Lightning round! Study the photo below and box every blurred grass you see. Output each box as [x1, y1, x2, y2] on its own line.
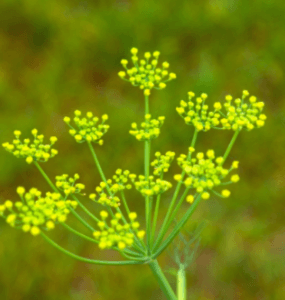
[0, 0, 285, 299]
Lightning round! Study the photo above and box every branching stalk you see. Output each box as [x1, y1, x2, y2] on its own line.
[153, 195, 202, 258]
[222, 129, 240, 163]
[154, 129, 198, 249]
[41, 232, 144, 265]
[148, 259, 177, 300]
[177, 264, 186, 300]
[87, 141, 146, 253]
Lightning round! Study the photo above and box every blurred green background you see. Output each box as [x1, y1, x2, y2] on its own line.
[0, 0, 284, 299]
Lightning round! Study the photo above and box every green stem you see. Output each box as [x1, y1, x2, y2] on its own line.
[222, 129, 240, 163]
[120, 191, 131, 215]
[145, 140, 150, 178]
[145, 140, 151, 254]
[62, 222, 98, 244]
[34, 144, 144, 258]
[87, 142, 116, 218]
[177, 264, 186, 300]
[144, 94, 152, 254]
[154, 129, 198, 249]
[153, 195, 202, 258]
[146, 196, 151, 254]
[145, 94, 149, 115]
[148, 259, 177, 300]
[106, 206, 115, 219]
[34, 162, 57, 192]
[115, 206, 146, 253]
[72, 195, 100, 223]
[150, 193, 161, 246]
[87, 142, 109, 188]
[119, 197, 147, 256]
[88, 142, 146, 253]
[34, 162, 96, 233]
[70, 207, 95, 232]
[164, 188, 190, 232]
[190, 128, 199, 149]
[40, 232, 144, 265]
[118, 250, 146, 262]
[62, 219, 143, 258]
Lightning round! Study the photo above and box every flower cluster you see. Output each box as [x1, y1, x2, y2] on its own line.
[2, 129, 58, 164]
[118, 48, 176, 96]
[55, 174, 85, 195]
[89, 170, 132, 208]
[64, 110, 109, 145]
[129, 174, 172, 197]
[176, 91, 266, 132]
[175, 149, 239, 200]
[129, 114, 165, 141]
[93, 211, 145, 250]
[111, 169, 132, 191]
[0, 187, 77, 236]
[90, 184, 120, 207]
[151, 151, 176, 176]
[214, 90, 266, 130]
[176, 92, 220, 132]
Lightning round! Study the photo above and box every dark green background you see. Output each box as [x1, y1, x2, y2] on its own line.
[0, 0, 284, 299]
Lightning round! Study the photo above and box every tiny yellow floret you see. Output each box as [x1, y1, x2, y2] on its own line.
[22, 224, 31, 232]
[63, 117, 71, 123]
[144, 52, 151, 59]
[216, 157, 224, 164]
[26, 156, 33, 164]
[162, 62, 169, 68]
[14, 130, 21, 136]
[17, 187, 25, 195]
[5, 200, 13, 208]
[202, 192, 210, 200]
[144, 89, 151, 96]
[46, 221, 55, 230]
[100, 211, 108, 219]
[50, 136, 58, 143]
[196, 152, 204, 160]
[121, 59, 128, 65]
[186, 195, 194, 203]
[184, 178, 193, 186]
[214, 102, 222, 110]
[159, 82, 166, 89]
[256, 120, 265, 127]
[130, 47, 138, 55]
[118, 241, 126, 250]
[174, 174, 182, 181]
[129, 212, 137, 220]
[31, 226, 40, 236]
[189, 147, 195, 153]
[137, 230, 145, 239]
[74, 110, 81, 116]
[206, 150, 215, 159]
[222, 190, 231, 198]
[232, 161, 239, 169]
[118, 71, 126, 77]
[153, 51, 160, 57]
[231, 175, 240, 182]
[6, 214, 16, 224]
[75, 135, 82, 142]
